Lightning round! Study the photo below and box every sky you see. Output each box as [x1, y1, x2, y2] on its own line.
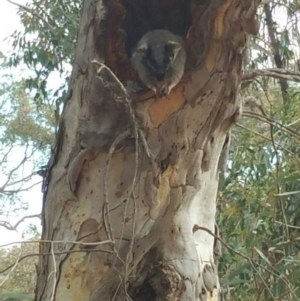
[0, 0, 24, 55]
[0, 0, 43, 246]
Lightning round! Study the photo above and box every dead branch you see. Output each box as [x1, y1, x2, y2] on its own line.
[0, 239, 114, 249]
[243, 111, 300, 139]
[243, 68, 300, 83]
[194, 226, 298, 301]
[0, 213, 41, 231]
[264, 3, 289, 104]
[237, 124, 300, 165]
[0, 248, 114, 275]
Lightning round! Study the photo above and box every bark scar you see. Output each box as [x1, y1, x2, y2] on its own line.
[67, 148, 97, 193]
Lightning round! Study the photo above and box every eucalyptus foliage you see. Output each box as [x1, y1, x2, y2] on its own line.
[8, 0, 81, 105]
[218, 2, 300, 299]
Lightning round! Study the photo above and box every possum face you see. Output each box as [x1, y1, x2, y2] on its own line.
[140, 41, 182, 82]
[131, 30, 186, 97]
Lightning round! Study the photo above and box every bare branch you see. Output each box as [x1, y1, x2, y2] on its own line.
[14, 213, 41, 229]
[0, 220, 15, 231]
[260, 0, 273, 4]
[264, 3, 289, 103]
[236, 123, 300, 164]
[0, 144, 30, 191]
[1, 232, 297, 300]
[0, 248, 114, 275]
[103, 130, 130, 242]
[243, 111, 300, 139]
[194, 226, 299, 301]
[2, 180, 43, 194]
[275, 221, 300, 229]
[5, 173, 36, 188]
[0, 239, 114, 249]
[0, 144, 40, 195]
[250, 41, 272, 57]
[0, 247, 21, 286]
[0, 145, 14, 166]
[49, 242, 57, 301]
[243, 68, 300, 83]
[0, 214, 41, 231]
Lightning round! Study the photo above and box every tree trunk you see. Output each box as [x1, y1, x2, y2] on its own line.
[35, 1, 259, 301]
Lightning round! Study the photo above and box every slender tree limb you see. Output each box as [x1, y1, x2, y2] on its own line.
[2, 231, 298, 300]
[264, 3, 289, 103]
[236, 124, 300, 164]
[260, 0, 273, 4]
[250, 41, 273, 57]
[0, 144, 35, 191]
[0, 248, 22, 286]
[0, 221, 15, 231]
[243, 68, 300, 82]
[93, 60, 144, 300]
[5, 174, 36, 188]
[0, 214, 41, 231]
[0, 239, 114, 249]
[14, 214, 41, 229]
[0, 249, 114, 275]
[243, 111, 300, 139]
[194, 226, 280, 301]
[275, 221, 300, 229]
[0, 145, 14, 166]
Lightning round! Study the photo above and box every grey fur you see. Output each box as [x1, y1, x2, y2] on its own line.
[131, 30, 186, 97]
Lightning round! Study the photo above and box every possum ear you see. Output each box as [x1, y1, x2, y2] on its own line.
[167, 41, 182, 58]
[135, 43, 147, 54]
[168, 41, 182, 51]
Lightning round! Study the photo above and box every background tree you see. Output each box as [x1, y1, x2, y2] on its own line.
[0, 57, 55, 233]
[218, 2, 300, 300]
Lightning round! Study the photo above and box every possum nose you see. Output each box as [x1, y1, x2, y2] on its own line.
[156, 72, 165, 81]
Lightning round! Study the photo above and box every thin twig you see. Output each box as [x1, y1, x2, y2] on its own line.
[0, 248, 22, 286]
[0, 239, 114, 249]
[0, 248, 114, 275]
[194, 225, 276, 300]
[123, 123, 139, 299]
[0, 214, 41, 231]
[103, 130, 130, 243]
[236, 123, 300, 164]
[49, 242, 57, 301]
[93, 60, 145, 300]
[92, 60, 129, 98]
[243, 111, 300, 139]
[92, 60, 155, 162]
[243, 68, 300, 83]
[275, 221, 300, 229]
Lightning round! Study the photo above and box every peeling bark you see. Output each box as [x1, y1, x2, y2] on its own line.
[36, 1, 260, 301]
